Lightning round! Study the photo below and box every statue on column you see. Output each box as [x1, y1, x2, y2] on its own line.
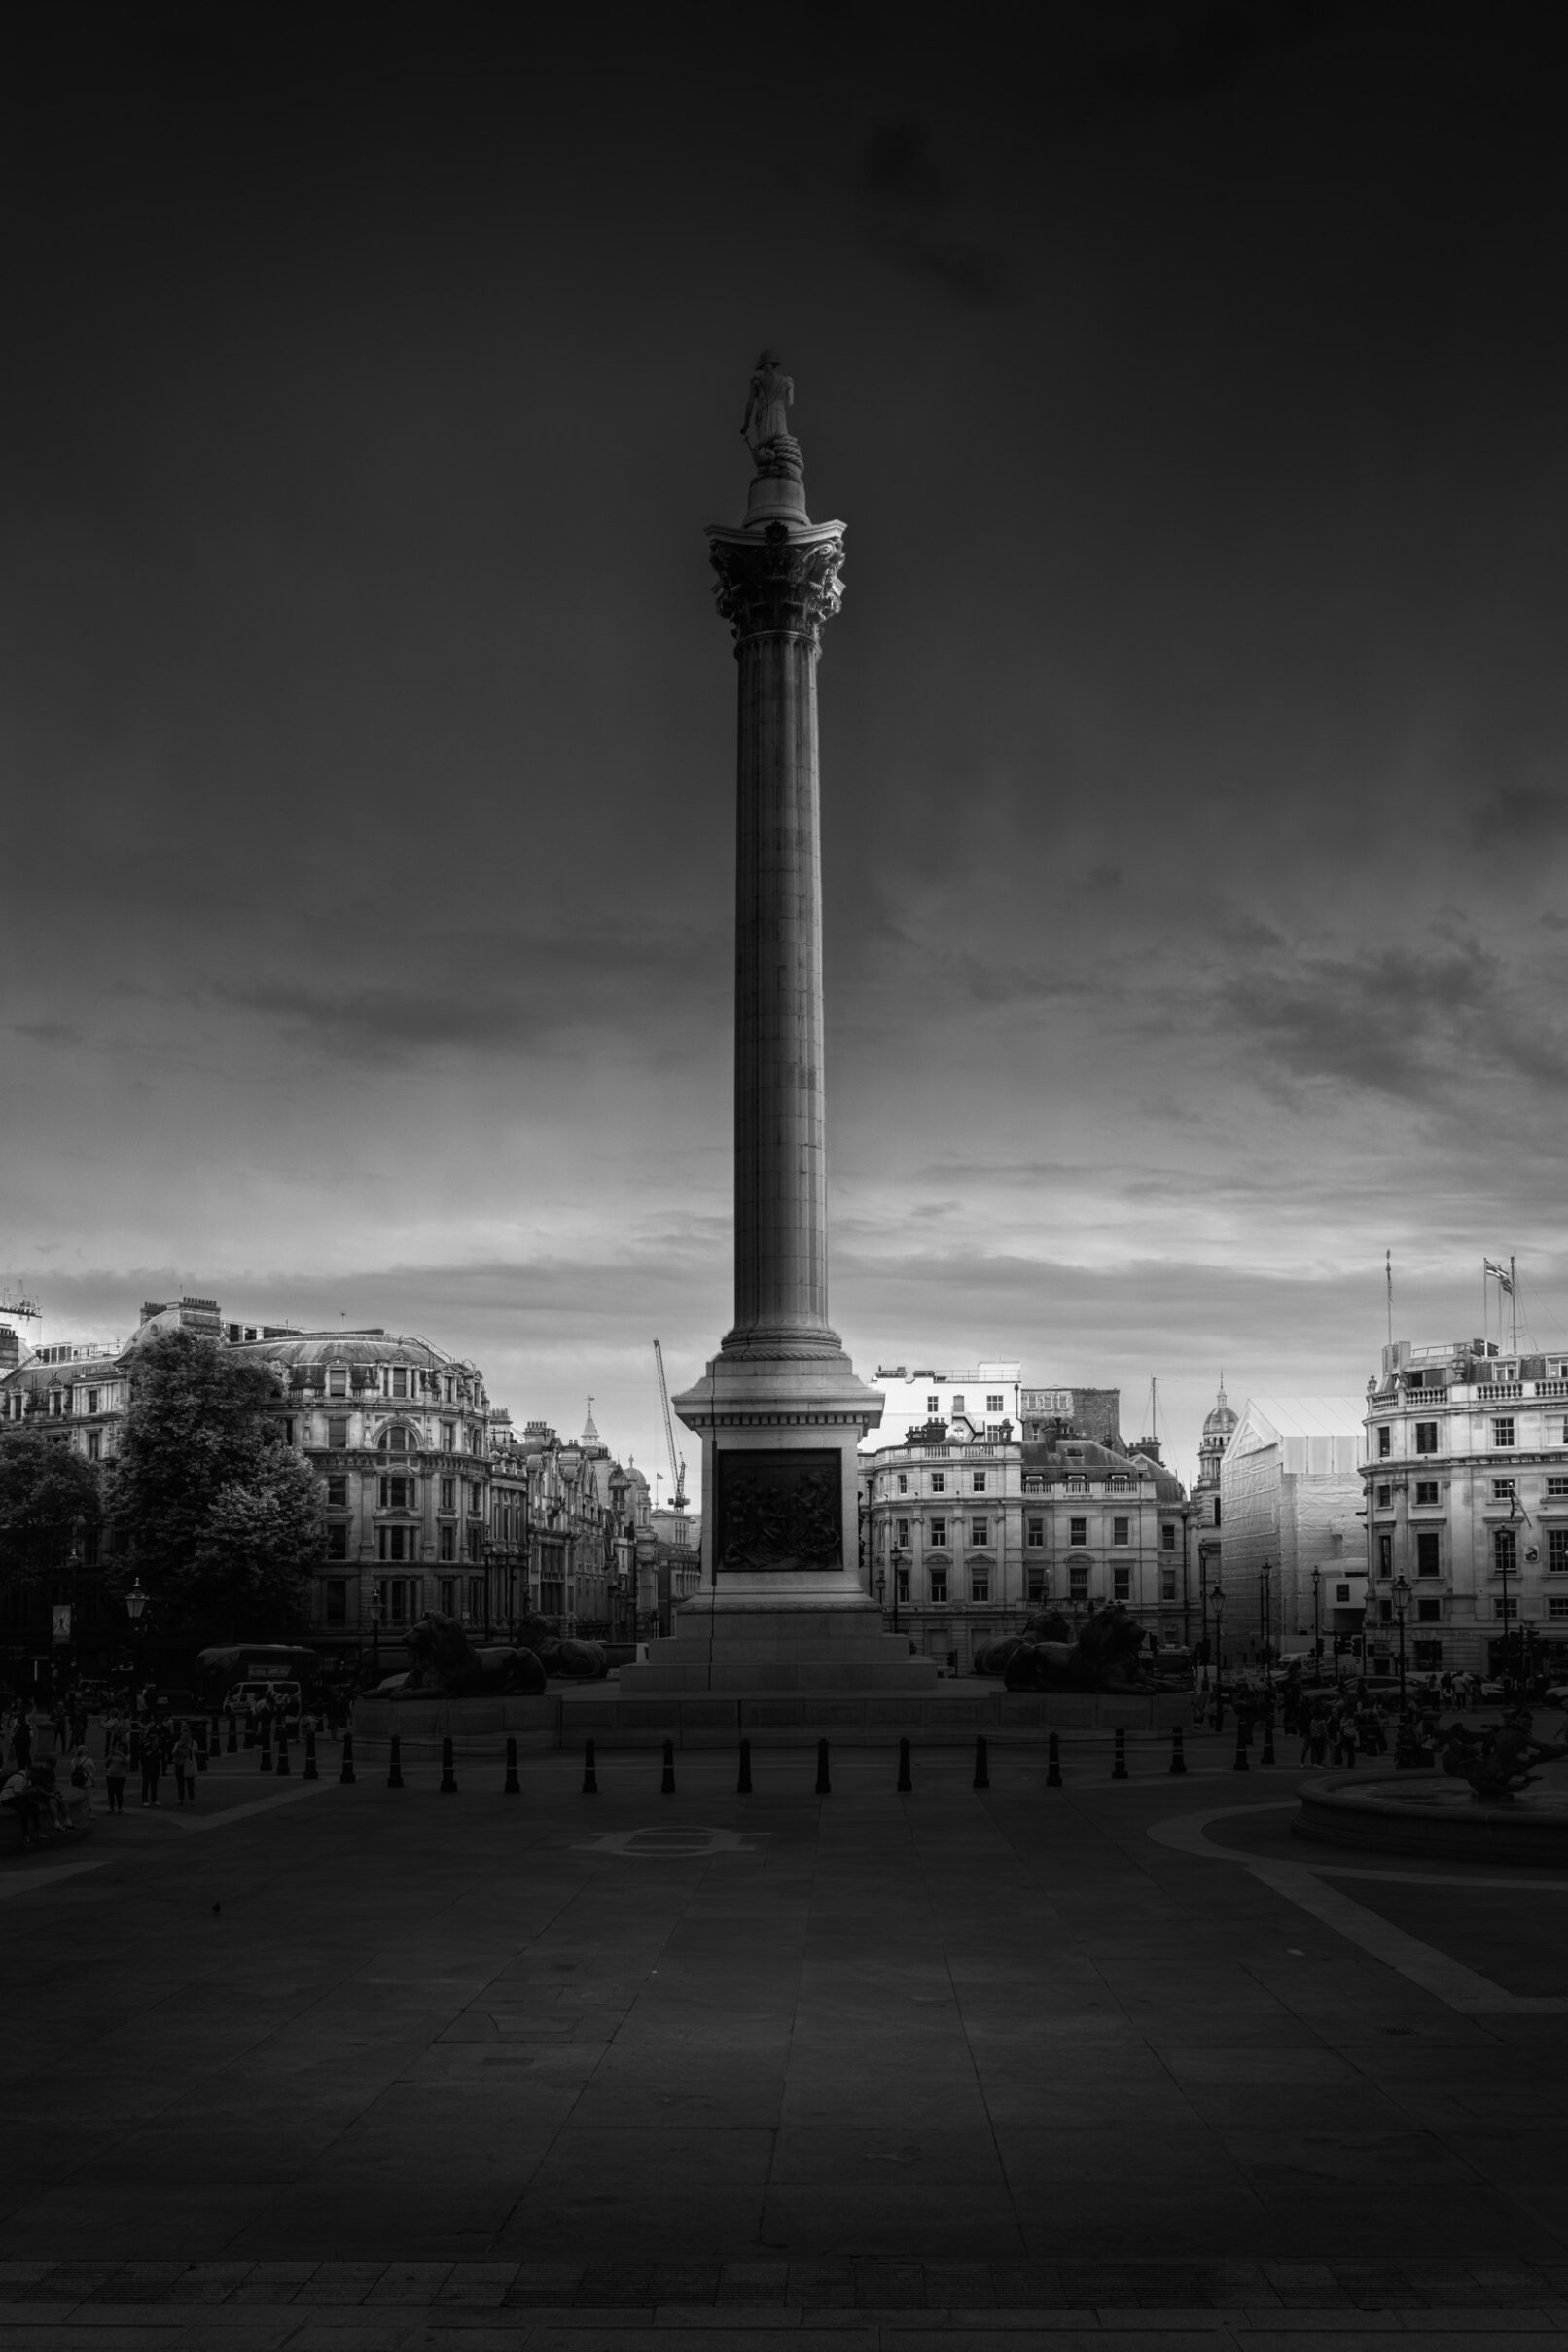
[741, 350, 803, 482]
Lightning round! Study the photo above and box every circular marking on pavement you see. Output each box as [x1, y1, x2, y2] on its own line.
[573, 1825, 765, 1858]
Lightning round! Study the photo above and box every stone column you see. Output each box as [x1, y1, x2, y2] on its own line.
[615, 362, 932, 1690]
[709, 517, 846, 1355]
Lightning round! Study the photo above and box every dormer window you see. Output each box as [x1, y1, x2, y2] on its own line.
[328, 1367, 347, 1397]
[392, 1367, 409, 1399]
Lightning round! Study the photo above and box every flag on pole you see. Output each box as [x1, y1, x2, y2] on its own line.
[1484, 1258, 1514, 1294]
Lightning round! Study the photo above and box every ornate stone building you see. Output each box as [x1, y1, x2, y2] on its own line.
[860, 1422, 1182, 1666]
[1363, 1336, 1568, 1680]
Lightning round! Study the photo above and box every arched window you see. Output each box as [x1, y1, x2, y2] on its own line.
[377, 1425, 418, 1456]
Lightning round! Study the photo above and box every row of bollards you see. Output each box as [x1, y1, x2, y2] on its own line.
[315, 1722, 1242, 1797]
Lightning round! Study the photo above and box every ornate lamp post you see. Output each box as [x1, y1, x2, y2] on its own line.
[1391, 1572, 1410, 1709]
[369, 1584, 382, 1687]
[875, 1567, 888, 1628]
[124, 1577, 151, 1703]
[1311, 1565, 1322, 1677]
[1210, 1585, 1226, 1728]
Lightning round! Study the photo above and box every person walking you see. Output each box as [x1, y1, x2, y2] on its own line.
[10, 1708, 32, 1774]
[103, 1726, 128, 1815]
[139, 1717, 162, 1808]
[171, 1726, 196, 1806]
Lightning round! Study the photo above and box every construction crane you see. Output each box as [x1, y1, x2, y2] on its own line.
[653, 1339, 688, 1511]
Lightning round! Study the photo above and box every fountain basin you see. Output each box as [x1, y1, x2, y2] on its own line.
[1294, 1769, 1568, 1866]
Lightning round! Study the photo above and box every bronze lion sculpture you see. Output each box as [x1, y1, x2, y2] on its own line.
[515, 1613, 609, 1680]
[383, 1612, 548, 1699]
[1000, 1604, 1169, 1693]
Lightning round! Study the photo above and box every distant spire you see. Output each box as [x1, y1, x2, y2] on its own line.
[582, 1395, 601, 1445]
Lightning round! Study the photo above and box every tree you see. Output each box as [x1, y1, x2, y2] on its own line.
[108, 1328, 325, 1633]
[0, 1427, 101, 1601]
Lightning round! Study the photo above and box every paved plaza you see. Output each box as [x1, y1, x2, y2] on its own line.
[4, 1730, 1568, 2350]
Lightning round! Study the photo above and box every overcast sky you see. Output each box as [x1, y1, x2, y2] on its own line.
[4, 3, 1567, 1487]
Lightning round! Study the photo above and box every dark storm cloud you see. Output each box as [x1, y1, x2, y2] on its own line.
[7, 3, 1568, 1485]
[1227, 934, 1568, 1103]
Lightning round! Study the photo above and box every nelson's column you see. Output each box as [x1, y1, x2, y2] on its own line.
[620, 358, 936, 1695]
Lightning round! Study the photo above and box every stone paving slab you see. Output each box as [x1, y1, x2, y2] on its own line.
[5, 1749, 1568, 2320]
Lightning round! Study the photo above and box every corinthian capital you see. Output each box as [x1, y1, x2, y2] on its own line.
[709, 522, 846, 647]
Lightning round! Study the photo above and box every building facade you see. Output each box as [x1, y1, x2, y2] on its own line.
[1217, 1397, 1366, 1668]
[0, 1296, 647, 1675]
[860, 1423, 1184, 1665]
[1363, 1336, 1568, 1680]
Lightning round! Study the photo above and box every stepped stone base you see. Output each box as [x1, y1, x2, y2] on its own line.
[615, 1597, 939, 1696]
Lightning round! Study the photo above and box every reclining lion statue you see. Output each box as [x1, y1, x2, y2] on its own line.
[382, 1611, 547, 1699]
[997, 1604, 1173, 1693]
[515, 1612, 608, 1681]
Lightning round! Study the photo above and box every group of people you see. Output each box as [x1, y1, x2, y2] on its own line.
[1, 1690, 206, 1845]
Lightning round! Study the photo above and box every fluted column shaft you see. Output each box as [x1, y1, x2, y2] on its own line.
[709, 519, 846, 1357]
[733, 627, 827, 1336]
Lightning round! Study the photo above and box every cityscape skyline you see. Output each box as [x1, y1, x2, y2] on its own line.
[5, 10, 1567, 1494]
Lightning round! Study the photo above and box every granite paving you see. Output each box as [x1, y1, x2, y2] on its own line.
[3, 1732, 1567, 2348]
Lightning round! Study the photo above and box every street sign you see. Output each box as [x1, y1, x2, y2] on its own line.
[51, 1603, 72, 1644]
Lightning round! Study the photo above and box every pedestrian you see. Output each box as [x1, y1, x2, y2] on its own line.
[1, 1763, 44, 1846]
[172, 1726, 196, 1806]
[67, 1744, 96, 1798]
[103, 1726, 128, 1814]
[10, 1709, 32, 1773]
[139, 1721, 162, 1808]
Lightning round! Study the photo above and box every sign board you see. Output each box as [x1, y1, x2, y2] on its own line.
[51, 1604, 72, 1644]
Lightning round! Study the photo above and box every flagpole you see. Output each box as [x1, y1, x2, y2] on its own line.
[1386, 1249, 1393, 1348]
[1512, 1254, 1518, 1355]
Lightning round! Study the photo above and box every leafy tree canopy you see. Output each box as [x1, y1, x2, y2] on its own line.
[109, 1329, 325, 1632]
[0, 1426, 101, 1589]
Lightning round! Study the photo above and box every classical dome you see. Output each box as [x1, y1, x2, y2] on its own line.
[1201, 1384, 1237, 1441]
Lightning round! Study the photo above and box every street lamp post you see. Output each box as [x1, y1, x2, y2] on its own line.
[369, 1585, 382, 1687]
[124, 1577, 150, 1704]
[1210, 1585, 1226, 1728]
[1391, 1572, 1410, 1709]
[875, 1568, 887, 1627]
[1259, 1560, 1272, 1680]
[1311, 1566, 1322, 1678]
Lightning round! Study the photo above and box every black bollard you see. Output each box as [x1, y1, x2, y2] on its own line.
[339, 1731, 356, 1784]
[242, 1715, 255, 1751]
[897, 1736, 912, 1793]
[196, 1724, 209, 1774]
[227, 1712, 237, 1754]
[303, 1727, 318, 1782]
[504, 1736, 520, 1796]
[440, 1735, 458, 1795]
[1112, 1727, 1128, 1781]
[815, 1738, 831, 1796]
[660, 1738, 676, 1796]
[387, 1734, 405, 1790]
[736, 1737, 752, 1796]
[1260, 1721, 1276, 1767]
[275, 1727, 291, 1777]
[1168, 1726, 1187, 1776]
[1046, 1730, 1062, 1788]
[260, 1724, 273, 1774]
[583, 1739, 599, 1795]
[974, 1735, 990, 1791]
[1232, 1722, 1250, 1773]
